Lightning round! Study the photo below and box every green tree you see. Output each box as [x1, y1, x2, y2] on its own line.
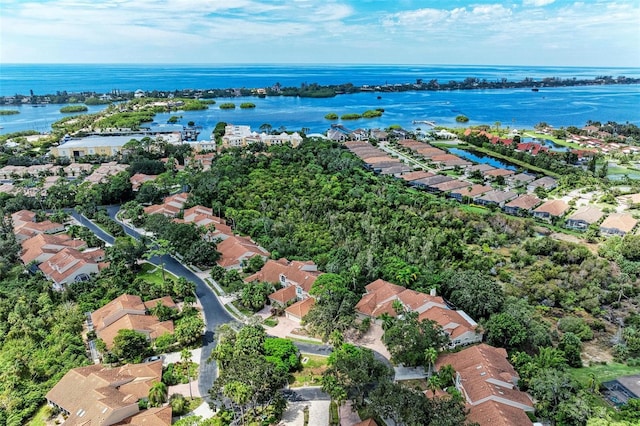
[148, 381, 168, 407]
[441, 269, 504, 319]
[383, 313, 447, 367]
[181, 349, 193, 399]
[305, 274, 358, 341]
[144, 238, 172, 282]
[111, 329, 149, 363]
[174, 315, 204, 346]
[424, 347, 438, 377]
[559, 332, 583, 368]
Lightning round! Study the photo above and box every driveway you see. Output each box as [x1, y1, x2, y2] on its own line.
[71, 208, 237, 400]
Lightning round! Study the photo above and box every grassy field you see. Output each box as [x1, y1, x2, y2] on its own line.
[522, 131, 584, 150]
[138, 262, 172, 285]
[569, 362, 640, 387]
[290, 354, 329, 387]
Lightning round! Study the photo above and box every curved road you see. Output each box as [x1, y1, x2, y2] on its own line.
[71, 207, 236, 399]
[71, 206, 391, 403]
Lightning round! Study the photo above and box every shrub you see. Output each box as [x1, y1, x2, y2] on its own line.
[558, 316, 594, 341]
[60, 105, 89, 113]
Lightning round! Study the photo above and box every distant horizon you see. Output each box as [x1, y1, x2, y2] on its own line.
[2, 1, 639, 67]
[2, 63, 640, 68]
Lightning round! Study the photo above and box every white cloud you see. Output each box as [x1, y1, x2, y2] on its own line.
[523, 0, 555, 6]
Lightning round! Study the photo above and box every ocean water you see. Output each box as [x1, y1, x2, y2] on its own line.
[1, 64, 639, 136]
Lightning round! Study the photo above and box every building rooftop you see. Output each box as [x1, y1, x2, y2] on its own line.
[59, 134, 152, 148]
[567, 205, 604, 224]
[533, 199, 570, 217]
[600, 213, 638, 234]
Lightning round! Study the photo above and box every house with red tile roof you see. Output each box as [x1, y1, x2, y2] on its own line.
[503, 194, 541, 216]
[435, 344, 534, 423]
[129, 173, 157, 191]
[216, 235, 270, 270]
[245, 258, 322, 305]
[39, 247, 106, 290]
[11, 209, 66, 242]
[449, 184, 493, 202]
[355, 279, 481, 348]
[91, 294, 176, 350]
[466, 400, 533, 426]
[174, 205, 234, 240]
[45, 360, 170, 426]
[474, 190, 518, 207]
[532, 199, 570, 222]
[143, 192, 188, 217]
[285, 297, 315, 322]
[20, 233, 87, 265]
[599, 213, 638, 237]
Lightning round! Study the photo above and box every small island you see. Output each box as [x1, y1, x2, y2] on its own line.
[0, 110, 20, 115]
[219, 103, 236, 109]
[60, 105, 89, 113]
[324, 112, 339, 120]
[456, 115, 470, 123]
[240, 102, 256, 109]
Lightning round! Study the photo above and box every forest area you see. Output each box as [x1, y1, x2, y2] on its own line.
[0, 138, 638, 425]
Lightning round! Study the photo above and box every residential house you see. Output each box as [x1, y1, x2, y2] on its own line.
[474, 190, 518, 207]
[466, 400, 533, 426]
[602, 375, 640, 406]
[565, 205, 604, 230]
[354, 419, 379, 426]
[483, 168, 515, 180]
[419, 306, 483, 348]
[503, 194, 541, 216]
[143, 192, 188, 217]
[508, 173, 536, 187]
[435, 344, 534, 423]
[51, 135, 153, 160]
[39, 248, 105, 289]
[245, 258, 322, 305]
[532, 199, 570, 222]
[175, 205, 233, 240]
[91, 294, 176, 350]
[216, 235, 270, 270]
[12, 209, 66, 242]
[355, 279, 481, 348]
[285, 297, 315, 322]
[449, 184, 493, 203]
[527, 176, 558, 193]
[430, 179, 472, 195]
[20, 233, 87, 265]
[465, 164, 496, 176]
[129, 173, 157, 191]
[400, 170, 435, 183]
[327, 127, 348, 142]
[45, 361, 171, 426]
[430, 154, 471, 169]
[85, 162, 129, 185]
[411, 175, 453, 190]
[370, 129, 388, 142]
[599, 213, 638, 237]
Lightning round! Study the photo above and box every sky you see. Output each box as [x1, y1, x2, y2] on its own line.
[1, 0, 639, 66]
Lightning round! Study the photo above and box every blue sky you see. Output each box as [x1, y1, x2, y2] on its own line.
[1, 0, 639, 66]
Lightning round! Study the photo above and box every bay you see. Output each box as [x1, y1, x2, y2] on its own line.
[1, 64, 639, 138]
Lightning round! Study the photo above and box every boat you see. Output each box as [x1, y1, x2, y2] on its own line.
[531, 88, 539, 92]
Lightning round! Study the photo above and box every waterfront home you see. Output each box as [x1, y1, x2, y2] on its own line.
[532, 199, 570, 222]
[430, 154, 471, 169]
[474, 190, 518, 207]
[527, 176, 558, 192]
[483, 168, 515, 180]
[45, 361, 171, 426]
[449, 184, 493, 202]
[503, 194, 541, 216]
[370, 129, 388, 142]
[565, 205, 604, 230]
[465, 164, 495, 177]
[91, 294, 176, 350]
[51, 134, 147, 159]
[599, 213, 638, 237]
[436, 344, 534, 426]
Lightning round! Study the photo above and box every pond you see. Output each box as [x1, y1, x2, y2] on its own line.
[521, 137, 569, 152]
[448, 147, 518, 171]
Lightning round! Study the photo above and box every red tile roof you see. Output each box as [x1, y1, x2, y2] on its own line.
[285, 298, 315, 320]
[533, 199, 570, 217]
[467, 400, 533, 426]
[245, 258, 321, 293]
[216, 235, 269, 269]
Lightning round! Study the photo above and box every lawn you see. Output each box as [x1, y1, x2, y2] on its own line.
[290, 354, 329, 388]
[569, 362, 640, 387]
[522, 131, 584, 150]
[138, 262, 175, 286]
[27, 404, 56, 426]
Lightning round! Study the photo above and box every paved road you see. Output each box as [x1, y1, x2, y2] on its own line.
[71, 207, 236, 399]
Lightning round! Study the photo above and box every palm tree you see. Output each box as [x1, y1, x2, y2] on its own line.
[144, 238, 172, 282]
[438, 364, 456, 388]
[180, 349, 193, 399]
[427, 375, 442, 394]
[424, 347, 438, 377]
[379, 313, 395, 331]
[148, 381, 168, 407]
